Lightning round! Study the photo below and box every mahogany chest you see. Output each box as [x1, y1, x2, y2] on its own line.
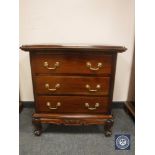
[20, 44, 126, 136]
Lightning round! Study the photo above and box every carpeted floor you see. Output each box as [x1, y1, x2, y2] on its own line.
[19, 108, 135, 155]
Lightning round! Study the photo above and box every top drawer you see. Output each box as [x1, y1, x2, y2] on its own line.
[30, 54, 113, 75]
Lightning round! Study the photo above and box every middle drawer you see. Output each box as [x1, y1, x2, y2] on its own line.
[34, 76, 110, 96]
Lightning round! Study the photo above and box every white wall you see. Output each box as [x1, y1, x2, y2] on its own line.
[19, 0, 134, 101]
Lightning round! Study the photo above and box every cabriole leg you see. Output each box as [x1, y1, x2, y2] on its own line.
[104, 119, 114, 137]
[32, 118, 42, 136]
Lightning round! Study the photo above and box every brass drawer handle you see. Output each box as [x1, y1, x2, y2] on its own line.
[44, 61, 59, 70]
[85, 103, 100, 110]
[46, 102, 61, 110]
[45, 83, 60, 91]
[86, 62, 102, 71]
[85, 84, 101, 92]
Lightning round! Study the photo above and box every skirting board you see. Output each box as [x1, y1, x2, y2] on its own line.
[20, 101, 125, 109]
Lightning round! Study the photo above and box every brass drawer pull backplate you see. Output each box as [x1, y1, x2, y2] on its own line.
[86, 62, 102, 71]
[85, 102, 100, 110]
[44, 61, 59, 70]
[85, 84, 101, 92]
[45, 83, 60, 92]
[46, 102, 61, 110]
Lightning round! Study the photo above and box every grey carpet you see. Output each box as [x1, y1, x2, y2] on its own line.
[19, 108, 135, 155]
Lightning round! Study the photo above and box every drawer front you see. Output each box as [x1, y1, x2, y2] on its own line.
[34, 76, 110, 95]
[31, 54, 112, 75]
[36, 96, 109, 113]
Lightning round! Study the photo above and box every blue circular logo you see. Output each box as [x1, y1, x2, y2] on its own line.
[116, 135, 130, 150]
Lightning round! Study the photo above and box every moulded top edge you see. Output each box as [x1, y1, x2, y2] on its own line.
[20, 44, 127, 52]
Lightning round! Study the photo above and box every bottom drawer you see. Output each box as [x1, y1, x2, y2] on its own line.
[36, 96, 109, 114]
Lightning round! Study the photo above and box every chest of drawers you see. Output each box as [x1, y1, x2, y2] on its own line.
[20, 44, 126, 136]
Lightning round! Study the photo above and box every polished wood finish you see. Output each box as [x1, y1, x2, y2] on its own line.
[36, 96, 109, 113]
[20, 44, 127, 52]
[20, 44, 126, 136]
[32, 113, 113, 126]
[34, 76, 110, 95]
[31, 54, 112, 75]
